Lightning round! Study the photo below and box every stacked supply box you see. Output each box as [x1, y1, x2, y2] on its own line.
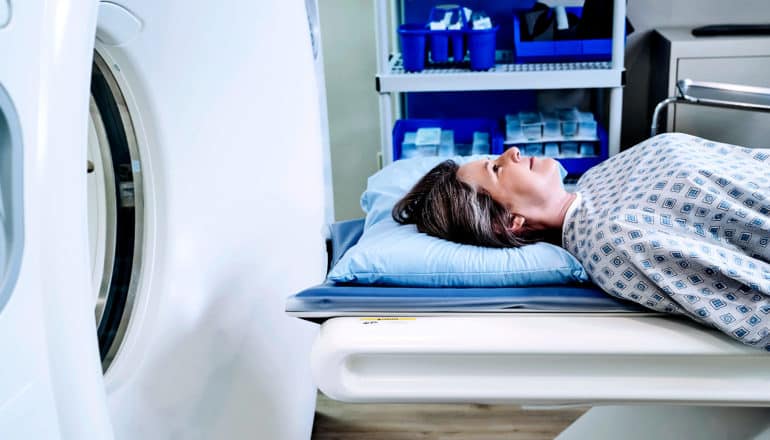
[504, 108, 606, 174]
[393, 118, 503, 160]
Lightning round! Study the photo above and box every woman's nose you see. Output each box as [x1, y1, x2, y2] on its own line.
[506, 146, 522, 162]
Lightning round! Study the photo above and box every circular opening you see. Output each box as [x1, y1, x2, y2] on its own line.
[0, 84, 23, 317]
[88, 51, 145, 372]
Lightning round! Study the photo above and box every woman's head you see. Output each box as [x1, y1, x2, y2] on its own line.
[392, 147, 571, 247]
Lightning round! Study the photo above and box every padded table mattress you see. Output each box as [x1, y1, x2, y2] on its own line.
[288, 219, 653, 319]
[286, 282, 651, 319]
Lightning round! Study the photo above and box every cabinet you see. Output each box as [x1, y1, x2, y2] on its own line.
[373, 0, 627, 167]
[652, 28, 770, 148]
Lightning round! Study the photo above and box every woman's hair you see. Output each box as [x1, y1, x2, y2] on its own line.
[391, 160, 530, 248]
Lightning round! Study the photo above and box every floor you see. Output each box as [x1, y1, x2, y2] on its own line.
[312, 393, 589, 440]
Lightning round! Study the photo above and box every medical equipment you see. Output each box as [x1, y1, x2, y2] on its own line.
[1, 1, 329, 438]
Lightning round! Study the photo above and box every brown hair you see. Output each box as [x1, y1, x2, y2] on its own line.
[392, 160, 532, 248]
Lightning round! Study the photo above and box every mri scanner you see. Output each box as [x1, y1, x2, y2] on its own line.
[0, 0, 329, 438]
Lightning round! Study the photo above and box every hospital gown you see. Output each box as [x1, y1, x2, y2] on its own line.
[562, 133, 770, 350]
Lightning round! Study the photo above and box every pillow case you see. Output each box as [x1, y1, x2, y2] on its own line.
[328, 154, 588, 287]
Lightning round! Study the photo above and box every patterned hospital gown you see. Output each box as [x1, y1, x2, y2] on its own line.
[562, 133, 770, 350]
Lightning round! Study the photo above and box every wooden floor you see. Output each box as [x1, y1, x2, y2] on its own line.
[312, 393, 589, 440]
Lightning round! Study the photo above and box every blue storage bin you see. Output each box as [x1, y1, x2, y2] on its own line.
[450, 30, 466, 61]
[393, 118, 503, 161]
[399, 23, 498, 71]
[427, 4, 466, 63]
[399, 24, 429, 72]
[429, 30, 468, 63]
[512, 7, 619, 63]
[429, 31, 450, 63]
[468, 26, 499, 70]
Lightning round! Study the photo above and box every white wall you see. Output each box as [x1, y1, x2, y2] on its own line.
[319, 1, 380, 221]
[320, 0, 770, 221]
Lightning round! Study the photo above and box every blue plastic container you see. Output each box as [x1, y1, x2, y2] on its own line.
[399, 24, 428, 72]
[512, 8, 619, 63]
[468, 26, 499, 70]
[427, 4, 466, 63]
[450, 30, 465, 61]
[429, 31, 450, 63]
[392, 118, 504, 161]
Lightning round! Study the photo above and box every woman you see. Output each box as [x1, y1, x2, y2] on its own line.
[393, 133, 770, 350]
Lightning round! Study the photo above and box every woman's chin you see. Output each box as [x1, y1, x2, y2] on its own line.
[542, 157, 559, 173]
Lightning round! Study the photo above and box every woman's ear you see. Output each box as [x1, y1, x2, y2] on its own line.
[493, 214, 526, 235]
[508, 215, 526, 233]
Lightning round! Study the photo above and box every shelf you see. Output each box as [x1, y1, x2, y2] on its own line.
[377, 52, 623, 93]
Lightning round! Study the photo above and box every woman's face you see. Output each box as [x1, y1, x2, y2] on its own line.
[456, 147, 566, 225]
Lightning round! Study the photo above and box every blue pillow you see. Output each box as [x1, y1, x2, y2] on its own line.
[328, 155, 588, 287]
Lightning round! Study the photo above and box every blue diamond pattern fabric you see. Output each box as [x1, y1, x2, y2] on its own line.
[563, 133, 770, 350]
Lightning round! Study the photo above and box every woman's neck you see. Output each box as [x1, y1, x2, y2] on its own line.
[522, 191, 577, 241]
[549, 191, 577, 238]
[555, 192, 578, 227]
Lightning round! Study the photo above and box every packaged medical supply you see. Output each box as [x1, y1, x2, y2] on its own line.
[429, 5, 464, 30]
[415, 127, 441, 145]
[577, 111, 597, 138]
[519, 112, 543, 140]
[472, 131, 490, 154]
[401, 132, 418, 158]
[454, 143, 472, 156]
[429, 22, 447, 31]
[544, 142, 560, 157]
[392, 118, 503, 160]
[439, 130, 456, 156]
[579, 142, 595, 156]
[505, 114, 522, 141]
[415, 127, 441, 157]
[542, 111, 561, 138]
[523, 143, 543, 156]
[462, 7, 472, 24]
[561, 141, 579, 156]
[471, 11, 493, 30]
[558, 108, 579, 137]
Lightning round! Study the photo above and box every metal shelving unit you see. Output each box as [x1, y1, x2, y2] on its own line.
[374, 0, 626, 166]
[378, 55, 622, 92]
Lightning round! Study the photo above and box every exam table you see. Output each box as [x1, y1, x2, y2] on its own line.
[288, 81, 770, 439]
[288, 219, 770, 439]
